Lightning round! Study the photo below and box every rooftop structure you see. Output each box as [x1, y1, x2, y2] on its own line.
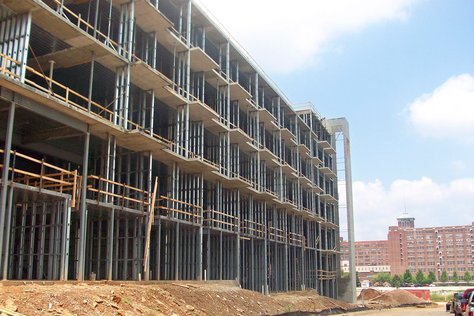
[397, 213, 415, 229]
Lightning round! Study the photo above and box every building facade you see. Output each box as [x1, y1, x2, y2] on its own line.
[388, 218, 474, 279]
[341, 239, 390, 279]
[0, 0, 340, 297]
[342, 216, 474, 281]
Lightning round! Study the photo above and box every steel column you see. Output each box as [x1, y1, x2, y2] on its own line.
[77, 130, 90, 280]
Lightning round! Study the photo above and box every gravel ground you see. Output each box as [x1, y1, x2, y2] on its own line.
[341, 304, 445, 316]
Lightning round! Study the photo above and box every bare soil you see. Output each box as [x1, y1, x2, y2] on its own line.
[357, 289, 382, 301]
[359, 288, 429, 310]
[0, 281, 355, 316]
[0, 282, 430, 316]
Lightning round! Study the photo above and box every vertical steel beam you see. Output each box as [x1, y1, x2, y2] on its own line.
[206, 228, 210, 280]
[60, 199, 71, 280]
[123, 218, 129, 278]
[28, 203, 37, 279]
[251, 238, 255, 291]
[113, 217, 119, 280]
[38, 202, 46, 280]
[92, 0, 99, 38]
[77, 130, 90, 280]
[144, 152, 153, 281]
[156, 219, 161, 280]
[0, 102, 15, 274]
[175, 222, 179, 280]
[87, 53, 95, 111]
[219, 230, 223, 280]
[107, 209, 115, 280]
[1, 186, 14, 280]
[47, 203, 56, 279]
[264, 206, 268, 294]
[17, 203, 27, 279]
[197, 175, 203, 280]
[132, 218, 138, 280]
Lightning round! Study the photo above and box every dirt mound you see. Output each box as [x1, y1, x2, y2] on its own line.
[358, 288, 382, 301]
[272, 290, 354, 313]
[0, 281, 358, 316]
[368, 289, 426, 308]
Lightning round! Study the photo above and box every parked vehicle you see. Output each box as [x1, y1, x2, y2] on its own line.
[460, 291, 474, 316]
[453, 288, 474, 316]
[448, 292, 465, 313]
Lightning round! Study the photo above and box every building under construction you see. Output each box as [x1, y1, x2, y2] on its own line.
[0, 0, 341, 298]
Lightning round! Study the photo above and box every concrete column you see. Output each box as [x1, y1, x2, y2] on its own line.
[325, 118, 355, 302]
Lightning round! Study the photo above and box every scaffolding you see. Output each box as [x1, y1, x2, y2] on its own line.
[0, 0, 342, 298]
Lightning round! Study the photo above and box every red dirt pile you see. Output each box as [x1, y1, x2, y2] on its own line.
[357, 288, 382, 301]
[363, 289, 428, 309]
[272, 290, 355, 313]
[0, 281, 357, 316]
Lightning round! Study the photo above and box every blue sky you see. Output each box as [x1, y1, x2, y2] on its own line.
[198, 0, 474, 240]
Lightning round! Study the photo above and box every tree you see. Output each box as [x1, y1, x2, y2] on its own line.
[373, 272, 392, 284]
[440, 271, 448, 283]
[403, 269, 414, 284]
[391, 275, 402, 288]
[415, 270, 425, 285]
[427, 271, 437, 284]
[452, 271, 459, 283]
[464, 271, 472, 283]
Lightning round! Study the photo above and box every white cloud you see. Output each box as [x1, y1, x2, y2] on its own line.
[351, 177, 474, 241]
[195, 0, 420, 73]
[407, 74, 474, 140]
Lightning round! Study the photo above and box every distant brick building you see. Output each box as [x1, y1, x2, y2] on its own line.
[340, 239, 390, 279]
[341, 216, 474, 281]
[388, 217, 474, 279]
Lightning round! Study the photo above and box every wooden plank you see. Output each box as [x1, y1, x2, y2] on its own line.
[143, 176, 158, 272]
[0, 307, 26, 316]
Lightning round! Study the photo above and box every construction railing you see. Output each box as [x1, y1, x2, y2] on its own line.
[0, 149, 79, 207]
[157, 195, 202, 225]
[240, 219, 266, 238]
[317, 269, 337, 280]
[268, 226, 286, 243]
[86, 175, 151, 211]
[283, 196, 296, 207]
[203, 209, 239, 233]
[288, 232, 304, 247]
[0, 53, 171, 146]
[169, 142, 219, 170]
[45, 0, 132, 60]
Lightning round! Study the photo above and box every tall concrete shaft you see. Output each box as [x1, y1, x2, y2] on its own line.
[325, 118, 356, 303]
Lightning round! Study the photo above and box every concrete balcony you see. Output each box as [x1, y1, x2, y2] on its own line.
[319, 166, 337, 179]
[190, 46, 219, 72]
[318, 140, 336, 155]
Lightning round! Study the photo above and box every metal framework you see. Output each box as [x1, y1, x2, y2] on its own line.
[0, 0, 341, 298]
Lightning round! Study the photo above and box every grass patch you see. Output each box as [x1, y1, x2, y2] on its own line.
[430, 292, 454, 302]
